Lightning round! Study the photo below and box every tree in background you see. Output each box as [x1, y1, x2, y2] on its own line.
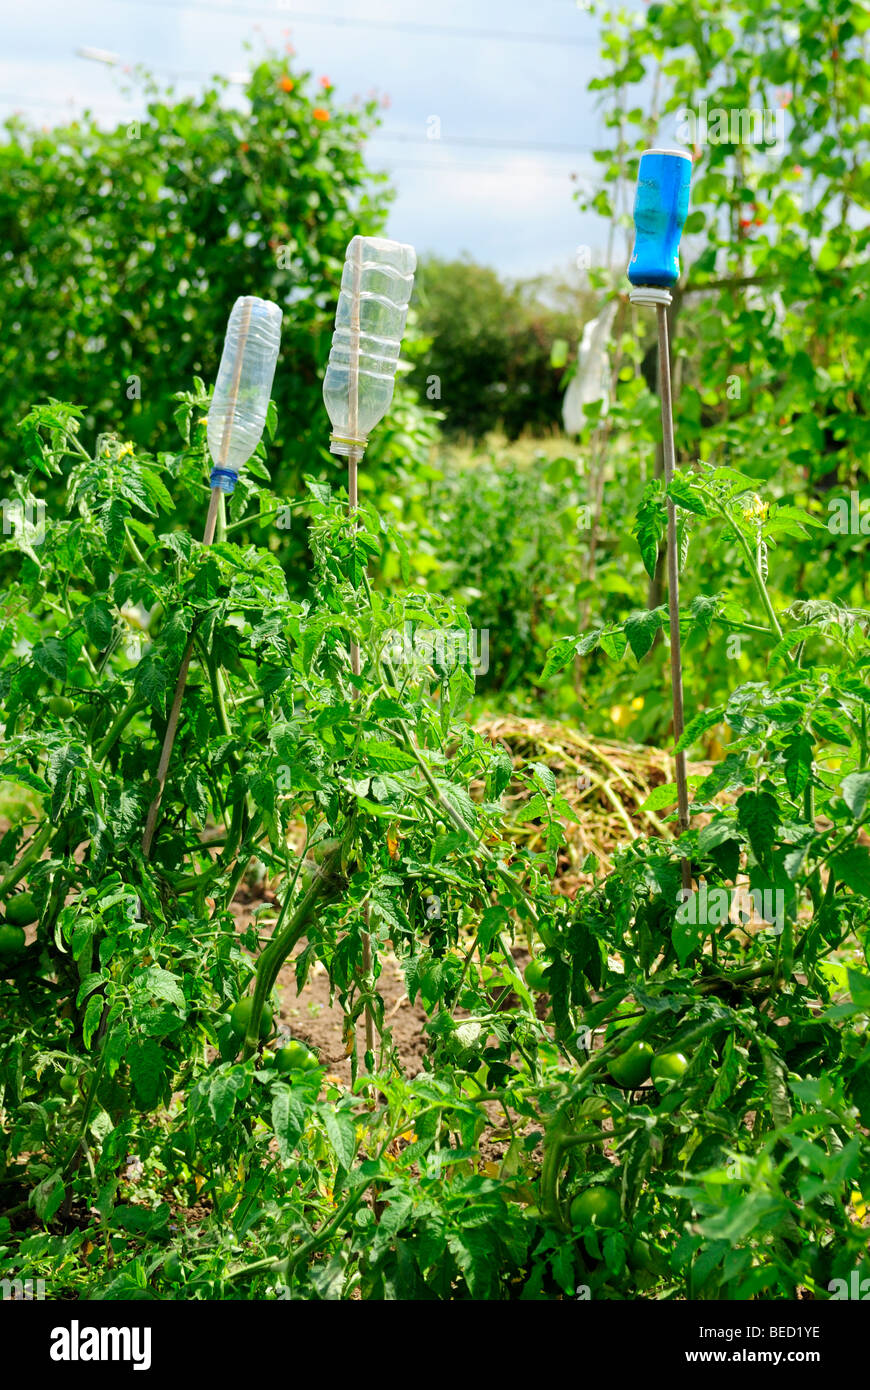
[0, 57, 436, 516]
[411, 256, 597, 439]
[526, 0, 870, 742]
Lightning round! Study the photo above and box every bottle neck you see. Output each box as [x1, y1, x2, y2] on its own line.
[329, 433, 368, 458]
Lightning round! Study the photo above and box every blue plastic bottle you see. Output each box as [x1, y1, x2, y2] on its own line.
[627, 149, 692, 288]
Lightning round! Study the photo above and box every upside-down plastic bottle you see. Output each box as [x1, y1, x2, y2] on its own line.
[627, 149, 692, 288]
[322, 236, 416, 458]
[207, 296, 283, 492]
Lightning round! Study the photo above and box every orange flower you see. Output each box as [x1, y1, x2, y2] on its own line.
[279, 77, 294, 93]
[312, 107, 329, 122]
[239, 142, 249, 153]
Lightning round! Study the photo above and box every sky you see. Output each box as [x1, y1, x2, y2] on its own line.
[0, 0, 647, 278]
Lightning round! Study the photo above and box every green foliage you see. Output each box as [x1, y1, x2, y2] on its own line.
[423, 446, 589, 693]
[0, 56, 436, 530]
[0, 394, 581, 1297]
[0, 382, 867, 1301]
[464, 0, 870, 741]
[0, 0, 869, 1307]
[410, 257, 596, 438]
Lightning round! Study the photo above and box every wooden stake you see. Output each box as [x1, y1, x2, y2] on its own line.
[142, 299, 254, 858]
[656, 302, 692, 892]
[346, 240, 376, 1063]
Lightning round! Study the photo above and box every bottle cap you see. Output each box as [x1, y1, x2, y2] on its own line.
[209, 467, 238, 494]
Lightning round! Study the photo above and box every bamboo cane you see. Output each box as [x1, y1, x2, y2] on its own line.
[345, 238, 377, 1062]
[627, 148, 694, 890]
[656, 301, 692, 892]
[142, 299, 254, 858]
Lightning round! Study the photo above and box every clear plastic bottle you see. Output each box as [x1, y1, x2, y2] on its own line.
[322, 236, 416, 457]
[207, 296, 283, 490]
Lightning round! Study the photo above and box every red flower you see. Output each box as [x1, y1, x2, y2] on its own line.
[319, 75, 331, 89]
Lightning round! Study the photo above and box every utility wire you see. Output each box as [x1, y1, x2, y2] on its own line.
[0, 92, 601, 159]
[373, 131, 598, 155]
[110, 0, 599, 48]
[377, 158, 590, 179]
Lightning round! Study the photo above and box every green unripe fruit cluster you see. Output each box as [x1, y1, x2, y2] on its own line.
[273, 1040, 319, 1075]
[4, 892, 38, 927]
[0, 924, 26, 958]
[524, 958, 551, 992]
[570, 1187, 620, 1229]
[650, 1051, 690, 1090]
[607, 1040, 655, 1089]
[229, 996, 273, 1041]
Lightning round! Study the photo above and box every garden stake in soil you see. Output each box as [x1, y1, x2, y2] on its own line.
[627, 149, 693, 891]
[142, 295, 282, 857]
[323, 235, 416, 1064]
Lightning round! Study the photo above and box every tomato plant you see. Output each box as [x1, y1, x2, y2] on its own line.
[0, 0, 868, 1310]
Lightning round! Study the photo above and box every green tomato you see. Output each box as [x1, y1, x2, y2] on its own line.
[524, 959, 550, 993]
[570, 1187, 620, 1230]
[274, 1040, 316, 1074]
[0, 924, 26, 958]
[59, 1071, 80, 1097]
[162, 1251, 183, 1284]
[651, 1050, 690, 1091]
[48, 696, 76, 718]
[630, 1236, 669, 1277]
[229, 996, 273, 1042]
[607, 1040, 654, 1089]
[4, 892, 38, 927]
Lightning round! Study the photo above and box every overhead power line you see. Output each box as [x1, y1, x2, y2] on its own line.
[373, 131, 597, 155]
[377, 157, 589, 180]
[112, 0, 599, 48]
[0, 91, 601, 160]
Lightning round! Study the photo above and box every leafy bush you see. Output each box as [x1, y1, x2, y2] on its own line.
[425, 445, 586, 694]
[1, 0, 868, 1307]
[410, 257, 595, 439]
[0, 395, 867, 1301]
[0, 57, 436, 534]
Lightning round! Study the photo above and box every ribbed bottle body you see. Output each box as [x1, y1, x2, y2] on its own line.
[207, 296, 283, 476]
[323, 237, 416, 455]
